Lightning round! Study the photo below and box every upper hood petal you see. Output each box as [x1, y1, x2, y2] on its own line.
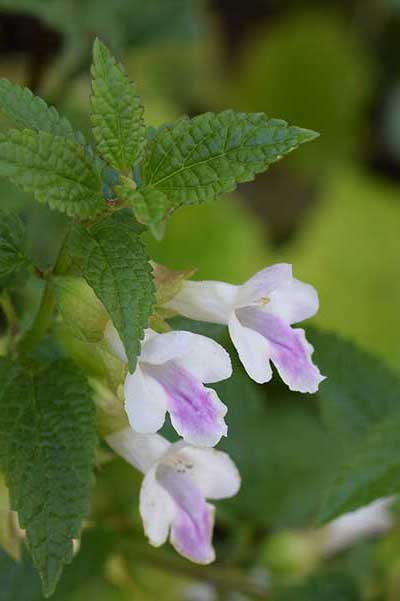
[106, 427, 170, 474]
[236, 263, 293, 308]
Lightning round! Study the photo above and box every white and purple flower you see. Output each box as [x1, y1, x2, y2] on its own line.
[165, 263, 325, 393]
[107, 427, 240, 564]
[105, 325, 231, 447]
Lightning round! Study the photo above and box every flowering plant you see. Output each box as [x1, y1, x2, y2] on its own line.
[0, 38, 397, 601]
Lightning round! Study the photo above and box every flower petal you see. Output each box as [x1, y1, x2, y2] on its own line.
[124, 367, 168, 433]
[268, 278, 319, 324]
[164, 280, 237, 324]
[106, 427, 170, 474]
[144, 362, 227, 446]
[177, 445, 241, 500]
[157, 463, 215, 564]
[236, 263, 293, 307]
[228, 312, 272, 384]
[142, 330, 232, 383]
[104, 321, 127, 363]
[237, 307, 325, 393]
[140, 466, 176, 546]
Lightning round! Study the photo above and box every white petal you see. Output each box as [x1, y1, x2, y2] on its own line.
[268, 278, 319, 324]
[142, 330, 232, 383]
[228, 313, 272, 384]
[178, 446, 241, 500]
[104, 321, 127, 363]
[106, 427, 170, 474]
[236, 263, 293, 307]
[124, 367, 168, 433]
[164, 280, 238, 324]
[140, 466, 175, 546]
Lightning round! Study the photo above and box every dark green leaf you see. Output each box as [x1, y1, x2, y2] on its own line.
[0, 359, 97, 596]
[91, 39, 146, 171]
[0, 129, 104, 217]
[319, 410, 400, 523]
[66, 210, 154, 372]
[0, 548, 42, 601]
[141, 110, 318, 211]
[310, 329, 400, 441]
[0, 210, 28, 277]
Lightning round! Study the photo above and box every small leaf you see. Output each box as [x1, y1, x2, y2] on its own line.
[141, 110, 318, 210]
[0, 548, 42, 601]
[0, 78, 85, 145]
[319, 410, 400, 523]
[91, 38, 146, 171]
[0, 129, 104, 217]
[0, 359, 97, 596]
[0, 211, 28, 278]
[115, 177, 168, 239]
[66, 210, 154, 372]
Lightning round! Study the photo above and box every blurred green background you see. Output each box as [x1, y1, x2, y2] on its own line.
[1, 0, 400, 599]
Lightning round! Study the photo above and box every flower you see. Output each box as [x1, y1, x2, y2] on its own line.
[105, 325, 232, 447]
[107, 427, 240, 564]
[164, 263, 325, 393]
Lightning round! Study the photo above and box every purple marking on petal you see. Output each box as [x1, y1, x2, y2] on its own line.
[237, 307, 324, 393]
[143, 361, 227, 446]
[156, 463, 215, 564]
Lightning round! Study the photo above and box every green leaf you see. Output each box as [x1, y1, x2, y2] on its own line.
[66, 210, 154, 372]
[319, 410, 400, 523]
[91, 38, 146, 171]
[0, 79, 85, 145]
[115, 177, 168, 239]
[0, 129, 104, 217]
[310, 329, 400, 441]
[0, 548, 42, 601]
[0, 359, 97, 597]
[0, 211, 28, 277]
[141, 110, 318, 210]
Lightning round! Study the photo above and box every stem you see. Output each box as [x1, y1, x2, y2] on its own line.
[121, 539, 268, 599]
[17, 236, 68, 355]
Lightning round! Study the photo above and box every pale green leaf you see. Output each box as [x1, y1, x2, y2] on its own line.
[115, 177, 168, 239]
[141, 110, 318, 208]
[0, 129, 104, 217]
[0, 78, 85, 145]
[0, 211, 28, 278]
[91, 39, 146, 171]
[66, 210, 154, 372]
[0, 359, 97, 597]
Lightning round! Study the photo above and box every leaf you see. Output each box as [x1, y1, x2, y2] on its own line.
[274, 570, 360, 601]
[91, 38, 146, 171]
[141, 110, 318, 210]
[319, 410, 400, 523]
[0, 548, 42, 601]
[0, 129, 104, 217]
[0, 359, 97, 596]
[66, 210, 154, 372]
[0, 79, 85, 145]
[115, 177, 168, 239]
[0, 211, 28, 278]
[309, 329, 400, 441]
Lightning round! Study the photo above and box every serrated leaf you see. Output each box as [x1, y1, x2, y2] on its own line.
[309, 329, 400, 441]
[0, 359, 97, 597]
[0, 129, 104, 217]
[66, 210, 154, 372]
[0, 78, 85, 145]
[319, 411, 400, 523]
[91, 38, 146, 171]
[115, 177, 167, 239]
[141, 110, 318, 209]
[0, 210, 28, 277]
